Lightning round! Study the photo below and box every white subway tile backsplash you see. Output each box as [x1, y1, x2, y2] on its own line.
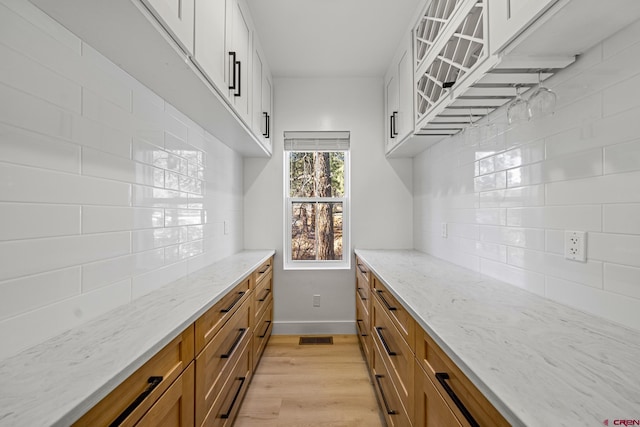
[474, 171, 506, 192]
[0, 267, 80, 321]
[479, 185, 545, 208]
[479, 225, 545, 250]
[165, 209, 203, 227]
[131, 227, 188, 253]
[131, 261, 187, 299]
[83, 147, 164, 187]
[0, 232, 130, 281]
[589, 232, 640, 268]
[0, 203, 80, 241]
[70, 115, 131, 158]
[475, 208, 506, 225]
[131, 185, 189, 208]
[604, 139, 640, 174]
[480, 258, 545, 296]
[83, 206, 164, 233]
[82, 88, 133, 131]
[603, 204, 640, 234]
[541, 148, 603, 183]
[546, 171, 640, 205]
[82, 248, 164, 292]
[0, 123, 80, 173]
[604, 263, 640, 300]
[0, 163, 131, 206]
[506, 206, 602, 231]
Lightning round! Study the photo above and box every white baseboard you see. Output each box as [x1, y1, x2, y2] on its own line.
[272, 320, 356, 335]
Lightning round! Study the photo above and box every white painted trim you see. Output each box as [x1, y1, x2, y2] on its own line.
[272, 320, 356, 335]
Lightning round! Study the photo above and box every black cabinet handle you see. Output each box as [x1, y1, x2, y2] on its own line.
[235, 60, 241, 97]
[258, 288, 271, 302]
[220, 376, 246, 419]
[375, 327, 396, 356]
[376, 289, 397, 311]
[357, 263, 367, 275]
[374, 374, 396, 415]
[258, 264, 271, 274]
[109, 376, 163, 427]
[392, 111, 398, 136]
[356, 319, 367, 337]
[266, 113, 270, 138]
[228, 52, 237, 91]
[259, 320, 271, 338]
[390, 115, 395, 139]
[357, 287, 367, 301]
[435, 373, 480, 427]
[220, 291, 245, 313]
[262, 112, 269, 137]
[221, 328, 246, 359]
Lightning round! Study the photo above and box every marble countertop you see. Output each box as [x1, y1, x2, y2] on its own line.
[0, 250, 274, 427]
[355, 249, 640, 427]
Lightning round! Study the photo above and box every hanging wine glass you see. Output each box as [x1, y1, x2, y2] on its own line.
[479, 108, 497, 142]
[507, 85, 529, 125]
[465, 109, 481, 145]
[528, 71, 557, 119]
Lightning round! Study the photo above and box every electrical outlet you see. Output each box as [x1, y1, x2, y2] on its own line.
[564, 231, 587, 262]
[313, 295, 321, 307]
[224, 220, 230, 235]
[441, 223, 448, 238]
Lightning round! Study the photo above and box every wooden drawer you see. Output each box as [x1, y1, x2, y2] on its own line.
[195, 296, 251, 426]
[356, 256, 371, 286]
[201, 339, 252, 427]
[372, 276, 415, 352]
[356, 270, 370, 321]
[253, 270, 273, 323]
[73, 326, 194, 427]
[416, 327, 509, 427]
[371, 340, 412, 427]
[371, 296, 414, 418]
[136, 362, 195, 427]
[195, 278, 251, 353]
[355, 292, 371, 368]
[252, 301, 273, 370]
[253, 257, 273, 290]
[414, 360, 462, 427]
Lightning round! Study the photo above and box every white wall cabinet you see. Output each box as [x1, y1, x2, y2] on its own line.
[252, 37, 273, 150]
[142, 0, 195, 55]
[193, 0, 227, 92]
[487, 0, 558, 55]
[227, 0, 252, 124]
[384, 32, 413, 152]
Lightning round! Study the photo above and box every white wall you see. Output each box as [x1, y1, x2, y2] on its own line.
[413, 18, 640, 331]
[244, 77, 413, 334]
[0, 0, 243, 359]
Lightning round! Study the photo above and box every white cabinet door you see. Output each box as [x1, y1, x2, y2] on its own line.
[227, 0, 252, 124]
[193, 0, 227, 90]
[396, 42, 413, 142]
[262, 71, 273, 149]
[143, 0, 194, 54]
[385, 73, 399, 150]
[488, 0, 558, 54]
[252, 39, 273, 150]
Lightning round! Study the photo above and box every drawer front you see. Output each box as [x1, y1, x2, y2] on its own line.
[135, 362, 195, 427]
[253, 257, 273, 289]
[371, 341, 411, 427]
[196, 297, 251, 426]
[372, 276, 414, 351]
[414, 360, 462, 427]
[202, 340, 252, 427]
[252, 301, 273, 370]
[355, 257, 371, 286]
[74, 326, 194, 427]
[372, 296, 414, 416]
[253, 270, 273, 323]
[195, 278, 251, 353]
[355, 272, 370, 320]
[355, 293, 371, 368]
[416, 328, 509, 427]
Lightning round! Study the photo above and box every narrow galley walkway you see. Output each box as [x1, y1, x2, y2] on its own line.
[235, 335, 384, 426]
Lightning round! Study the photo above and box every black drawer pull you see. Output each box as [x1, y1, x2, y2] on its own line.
[389, 115, 395, 139]
[357, 287, 367, 301]
[220, 376, 246, 419]
[228, 52, 237, 91]
[435, 372, 480, 427]
[374, 374, 396, 415]
[356, 319, 367, 337]
[262, 112, 269, 137]
[220, 291, 245, 313]
[357, 263, 367, 275]
[392, 111, 398, 136]
[259, 320, 272, 338]
[258, 288, 271, 302]
[109, 376, 163, 427]
[375, 327, 396, 356]
[235, 60, 241, 97]
[221, 328, 246, 359]
[376, 289, 397, 311]
[258, 264, 271, 274]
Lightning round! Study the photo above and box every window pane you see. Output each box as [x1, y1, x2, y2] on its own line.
[289, 152, 344, 198]
[317, 202, 342, 260]
[291, 203, 316, 260]
[289, 152, 315, 197]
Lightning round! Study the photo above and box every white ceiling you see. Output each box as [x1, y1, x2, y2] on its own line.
[245, 0, 424, 78]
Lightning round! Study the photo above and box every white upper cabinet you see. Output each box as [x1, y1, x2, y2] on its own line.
[143, 0, 195, 54]
[487, 0, 557, 55]
[227, 0, 252, 124]
[252, 37, 273, 150]
[384, 32, 413, 152]
[193, 0, 227, 90]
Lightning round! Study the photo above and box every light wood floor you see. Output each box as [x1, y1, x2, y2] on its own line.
[235, 335, 384, 427]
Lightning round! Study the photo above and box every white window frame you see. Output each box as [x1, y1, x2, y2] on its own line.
[284, 149, 350, 270]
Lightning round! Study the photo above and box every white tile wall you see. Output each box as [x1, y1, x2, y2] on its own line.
[0, 0, 244, 359]
[414, 18, 640, 331]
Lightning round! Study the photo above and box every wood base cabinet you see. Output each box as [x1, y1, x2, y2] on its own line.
[414, 360, 462, 427]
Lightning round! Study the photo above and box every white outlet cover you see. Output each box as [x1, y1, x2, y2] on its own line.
[441, 223, 448, 238]
[564, 230, 587, 262]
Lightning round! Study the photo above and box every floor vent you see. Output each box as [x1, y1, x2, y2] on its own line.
[299, 336, 333, 345]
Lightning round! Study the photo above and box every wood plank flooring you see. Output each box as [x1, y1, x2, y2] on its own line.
[235, 335, 384, 427]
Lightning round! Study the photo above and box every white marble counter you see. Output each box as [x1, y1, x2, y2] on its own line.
[0, 250, 274, 427]
[355, 249, 640, 427]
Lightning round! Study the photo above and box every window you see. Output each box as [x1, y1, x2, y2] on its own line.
[284, 131, 350, 270]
